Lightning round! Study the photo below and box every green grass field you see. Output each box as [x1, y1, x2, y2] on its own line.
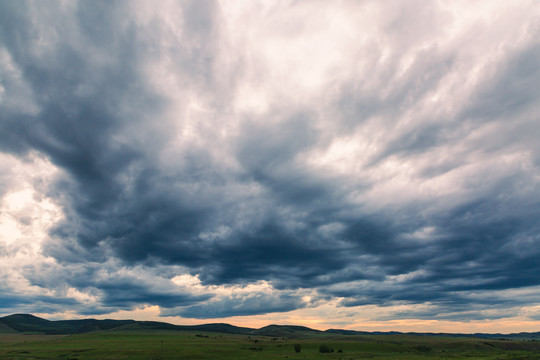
[1, 330, 540, 360]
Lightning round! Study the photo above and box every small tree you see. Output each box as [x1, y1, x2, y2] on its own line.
[319, 345, 334, 353]
[294, 344, 301, 353]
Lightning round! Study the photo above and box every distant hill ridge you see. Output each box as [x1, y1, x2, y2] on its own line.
[1, 313, 540, 340]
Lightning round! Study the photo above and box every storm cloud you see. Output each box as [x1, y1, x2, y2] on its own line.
[1, 0, 540, 328]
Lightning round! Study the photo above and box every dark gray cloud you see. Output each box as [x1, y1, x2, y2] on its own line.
[167, 291, 307, 319]
[1, 1, 540, 323]
[20, 260, 213, 315]
[0, 287, 80, 316]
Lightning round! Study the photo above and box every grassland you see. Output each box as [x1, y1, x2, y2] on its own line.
[1, 330, 540, 360]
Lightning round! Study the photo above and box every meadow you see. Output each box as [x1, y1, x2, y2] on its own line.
[1, 330, 540, 360]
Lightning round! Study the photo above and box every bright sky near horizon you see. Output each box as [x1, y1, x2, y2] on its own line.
[1, 0, 540, 333]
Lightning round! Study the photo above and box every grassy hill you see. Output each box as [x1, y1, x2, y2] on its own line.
[0, 314, 136, 334]
[2, 313, 540, 341]
[0, 314, 319, 337]
[256, 324, 322, 338]
[0, 314, 257, 335]
[0, 314, 68, 334]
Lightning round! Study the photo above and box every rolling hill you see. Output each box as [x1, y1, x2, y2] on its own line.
[1, 313, 540, 340]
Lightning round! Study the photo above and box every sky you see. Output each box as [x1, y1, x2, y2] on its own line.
[1, 0, 540, 334]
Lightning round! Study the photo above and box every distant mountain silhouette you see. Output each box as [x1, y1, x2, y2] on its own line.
[324, 328, 540, 340]
[0, 314, 134, 334]
[0, 314, 256, 335]
[1, 313, 540, 340]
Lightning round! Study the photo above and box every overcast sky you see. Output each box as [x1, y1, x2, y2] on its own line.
[1, 0, 540, 333]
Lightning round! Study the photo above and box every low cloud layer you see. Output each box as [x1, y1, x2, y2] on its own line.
[1, 0, 540, 328]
